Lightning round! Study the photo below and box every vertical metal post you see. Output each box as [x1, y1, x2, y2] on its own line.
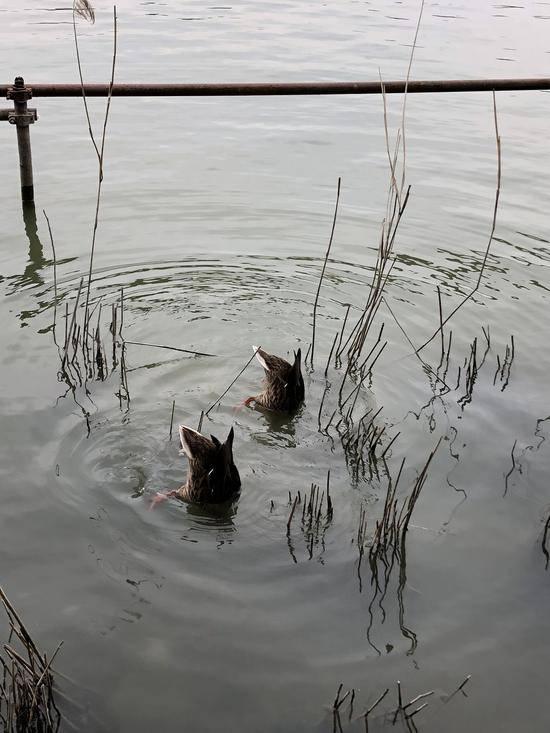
[7, 77, 37, 203]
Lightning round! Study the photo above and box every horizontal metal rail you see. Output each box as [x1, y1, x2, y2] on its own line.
[3, 75, 549, 204]
[2, 77, 550, 97]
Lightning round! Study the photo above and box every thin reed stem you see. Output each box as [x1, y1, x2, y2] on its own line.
[204, 348, 259, 416]
[310, 177, 341, 368]
[125, 340, 216, 358]
[416, 91, 501, 355]
[81, 5, 118, 337]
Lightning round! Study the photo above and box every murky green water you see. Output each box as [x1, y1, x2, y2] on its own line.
[1, 1, 550, 730]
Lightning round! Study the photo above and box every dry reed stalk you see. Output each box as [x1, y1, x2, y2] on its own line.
[124, 340, 216, 358]
[437, 285, 445, 363]
[334, 304, 351, 369]
[310, 178, 342, 368]
[324, 330, 339, 378]
[73, 3, 118, 333]
[204, 348, 260, 417]
[61, 278, 83, 368]
[43, 210, 59, 348]
[286, 495, 299, 532]
[416, 91, 502, 355]
[168, 400, 175, 441]
[317, 22, 427, 467]
[0, 586, 62, 732]
[368, 437, 440, 574]
[445, 674, 472, 701]
[286, 482, 333, 562]
[54, 4, 132, 417]
[382, 297, 449, 390]
[363, 687, 389, 732]
[334, 2, 424, 374]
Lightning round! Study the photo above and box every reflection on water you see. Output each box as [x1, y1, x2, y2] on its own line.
[21, 202, 46, 287]
[184, 499, 238, 546]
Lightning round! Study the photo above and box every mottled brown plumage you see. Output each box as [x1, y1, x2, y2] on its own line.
[175, 425, 240, 504]
[249, 346, 305, 413]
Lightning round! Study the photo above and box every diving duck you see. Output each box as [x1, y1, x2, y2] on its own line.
[150, 425, 240, 507]
[245, 346, 305, 413]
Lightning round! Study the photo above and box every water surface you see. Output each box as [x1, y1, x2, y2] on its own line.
[1, 1, 550, 731]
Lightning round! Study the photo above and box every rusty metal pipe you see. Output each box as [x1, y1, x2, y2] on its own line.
[7, 77, 36, 202]
[2, 77, 550, 97]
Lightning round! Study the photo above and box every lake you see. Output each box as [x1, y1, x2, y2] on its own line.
[1, 1, 549, 731]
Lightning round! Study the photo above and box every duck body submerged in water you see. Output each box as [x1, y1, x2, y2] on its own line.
[246, 346, 305, 413]
[151, 425, 240, 507]
[178, 425, 240, 503]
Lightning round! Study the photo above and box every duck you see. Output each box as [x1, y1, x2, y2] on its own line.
[150, 425, 240, 507]
[245, 346, 305, 413]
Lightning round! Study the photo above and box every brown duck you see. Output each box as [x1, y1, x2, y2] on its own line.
[245, 346, 305, 413]
[150, 425, 240, 507]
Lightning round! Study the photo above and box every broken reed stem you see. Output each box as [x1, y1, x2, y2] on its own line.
[204, 348, 259, 417]
[392, 680, 403, 724]
[168, 400, 175, 441]
[364, 687, 389, 732]
[416, 90, 502, 356]
[124, 340, 216, 358]
[446, 674, 472, 701]
[404, 689, 434, 710]
[310, 177, 342, 369]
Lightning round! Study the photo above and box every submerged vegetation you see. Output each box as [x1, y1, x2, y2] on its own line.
[328, 674, 472, 732]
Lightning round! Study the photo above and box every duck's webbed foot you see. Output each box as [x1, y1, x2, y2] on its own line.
[149, 490, 179, 510]
[234, 396, 256, 413]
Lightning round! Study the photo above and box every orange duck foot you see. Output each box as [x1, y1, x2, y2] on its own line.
[233, 396, 256, 414]
[149, 490, 179, 510]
